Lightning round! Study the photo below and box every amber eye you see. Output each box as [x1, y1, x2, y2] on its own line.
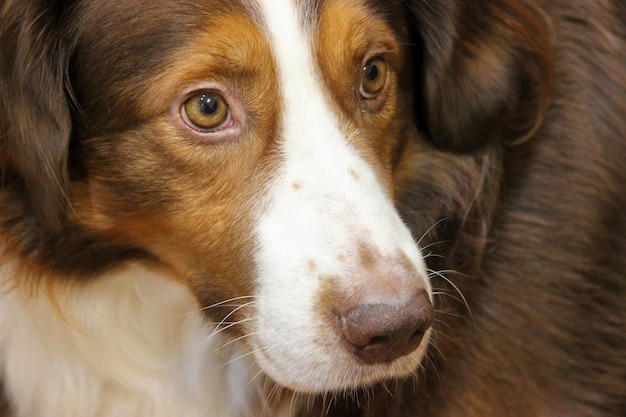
[359, 58, 388, 99]
[182, 91, 230, 131]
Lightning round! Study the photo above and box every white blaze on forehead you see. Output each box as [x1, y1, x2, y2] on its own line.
[253, 0, 424, 276]
[251, 0, 431, 392]
[255, 0, 317, 117]
[254, 0, 390, 216]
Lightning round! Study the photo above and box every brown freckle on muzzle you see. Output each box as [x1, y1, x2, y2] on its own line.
[348, 167, 361, 181]
[357, 240, 377, 269]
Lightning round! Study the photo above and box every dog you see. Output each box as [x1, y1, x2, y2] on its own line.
[1, 0, 625, 416]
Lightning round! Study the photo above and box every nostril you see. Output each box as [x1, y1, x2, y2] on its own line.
[410, 329, 423, 341]
[338, 291, 434, 365]
[368, 335, 390, 346]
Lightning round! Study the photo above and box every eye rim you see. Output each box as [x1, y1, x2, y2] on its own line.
[359, 57, 389, 102]
[181, 90, 232, 133]
[170, 83, 244, 143]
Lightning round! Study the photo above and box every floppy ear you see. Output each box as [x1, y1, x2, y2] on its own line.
[408, 0, 553, 151]
[0, 0, 72, 231]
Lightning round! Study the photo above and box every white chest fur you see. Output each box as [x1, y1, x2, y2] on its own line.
[0, 263, 274, 417]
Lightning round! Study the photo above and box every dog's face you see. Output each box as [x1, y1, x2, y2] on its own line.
[62, 0, 432, 391]
[1, 0, 551, 396]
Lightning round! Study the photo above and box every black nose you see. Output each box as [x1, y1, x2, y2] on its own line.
[338, 291, 434, 364]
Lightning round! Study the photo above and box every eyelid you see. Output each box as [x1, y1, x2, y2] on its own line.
[170, 83, 244, 143]
[359, 46, 401, 79]
[359, 55, 392, 110]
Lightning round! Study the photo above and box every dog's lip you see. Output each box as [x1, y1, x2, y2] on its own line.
[245, 322, 429, 393]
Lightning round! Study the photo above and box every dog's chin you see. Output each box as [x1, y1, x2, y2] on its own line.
[247, 329, 431, 394]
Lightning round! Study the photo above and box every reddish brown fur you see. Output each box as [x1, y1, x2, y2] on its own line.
[1, 0, 626, 416]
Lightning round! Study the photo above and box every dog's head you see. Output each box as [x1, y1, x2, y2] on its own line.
[0, 0, 550, 393]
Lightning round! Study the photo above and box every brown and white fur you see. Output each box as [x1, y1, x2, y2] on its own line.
[1, 0, 625, 416]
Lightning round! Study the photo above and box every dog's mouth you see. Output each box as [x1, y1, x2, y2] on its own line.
[247, 315, 433, 394]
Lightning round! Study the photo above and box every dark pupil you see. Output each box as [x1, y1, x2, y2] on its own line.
[198, 94, 219, 114]
[365, 62, 379, 81]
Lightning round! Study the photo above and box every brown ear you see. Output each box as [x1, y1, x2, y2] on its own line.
[408, 0, 553, 151]
[0, 1, 72, 231]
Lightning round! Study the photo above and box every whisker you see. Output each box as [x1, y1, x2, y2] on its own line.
[420, 239, 451, 253]
[426, 331, 447, 361]
[422, 251, 446, 260]
[208, 300, 256, 339]
[215, 324, 256, 350]
[247, 368, 266, 389]
[428, 269, 474, 323]
[432, 318, 456, 336]
[217, 343, 267, 370]
[180, 295, 259, 318]
[289, 390, 301, 417]
[259, 377, 276, 416]
[432, 290, 468, 307]
[324, 391, 334, 416]
[417, 217, 451, 246]
[381, 380, 392, 396]
[424, 343, 444, 390]
[265, 382, 285, 416]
